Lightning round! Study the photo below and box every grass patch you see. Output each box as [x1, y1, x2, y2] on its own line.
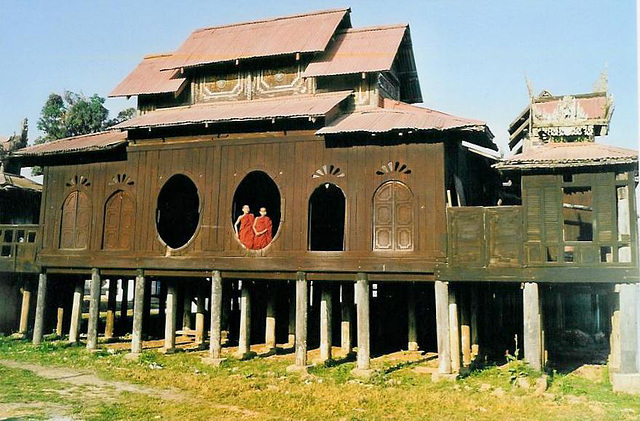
[0, 336, 638, 421]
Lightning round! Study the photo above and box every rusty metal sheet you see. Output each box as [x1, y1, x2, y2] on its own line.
[15, 131, 127, 157]
[115, 91, 352, 129]
[110, 54, 187, 97]
[303, 25, 406, 77]
[165, 8, 350, 70]
[496, 142, 638, 170]
[533, 95, 609, 121]
[317, 98, 487, 135]
[0, 172, 42, 191]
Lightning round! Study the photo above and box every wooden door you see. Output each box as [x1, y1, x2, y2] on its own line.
[373, 181, 414, 251]
[59, 191, 91, 249]
[103, 190, 135, 250]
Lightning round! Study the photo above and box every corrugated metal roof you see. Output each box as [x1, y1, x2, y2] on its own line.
[15, 131, 128, 157]
[110, 54, 188, 97]
[495, 142, 638, 170]
[317, 99, 488, 135]
[164, 8, 350, 70]
[303, 25, 407, 77]
[115, 91, 352, 130]
[0, 172, 42, 192]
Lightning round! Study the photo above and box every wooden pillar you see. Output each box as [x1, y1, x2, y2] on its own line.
[104, 279, 117, 340]
[68, 279, 84, 343]
[119, 278, 129, 332]
[32, 272, 48, 345]
[320, 284, 333, 361]
[523, 282, 543, 371]
[287, 295, 295, 347]
[131, 270, 145, 354]
[164, 283, 178, 353]
[238, 281, 251, 357]
[158, 280, 167, 331]
[265, 286, 276, 350]
[340, 283, 353, 355]
[18, 277, 32, 335]
[142, 277, 151, 337]
[86, 268, 101, 350]
[470, 285, 479, 357]
[460, 288, 471, 367]
[435, 280, 451, 374]
[195, 283, 206, 347]
[355, 273, 370, 370]
[407, 283, 418, 351]
[209, 271, 223, 360]
[448, 286, 461, 373]
[294, 272, 308, 367]
[182, 284, 192, 331]
[55, 285, 65, 337]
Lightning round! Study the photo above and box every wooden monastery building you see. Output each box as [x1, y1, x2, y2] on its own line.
[3, 8, 639, 386]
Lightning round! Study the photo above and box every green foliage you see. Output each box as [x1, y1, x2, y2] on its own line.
[106, 107, 136, 127]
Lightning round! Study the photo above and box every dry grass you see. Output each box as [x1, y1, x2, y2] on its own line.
[0, 336, 637, 421]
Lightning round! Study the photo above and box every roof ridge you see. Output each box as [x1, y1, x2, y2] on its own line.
[143, 53, 174, 60]
[193, 7, 350, 33]
[337, 23, 408, 34]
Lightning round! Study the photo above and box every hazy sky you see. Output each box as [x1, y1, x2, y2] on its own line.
[0, 0, 637, 153]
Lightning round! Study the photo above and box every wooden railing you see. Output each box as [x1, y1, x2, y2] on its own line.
[447, 206, 523, 269]
[0, 224, 40, 272]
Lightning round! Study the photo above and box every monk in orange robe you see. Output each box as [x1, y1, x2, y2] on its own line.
[252, 207, 273, 249]
[234, 205, 255, 249]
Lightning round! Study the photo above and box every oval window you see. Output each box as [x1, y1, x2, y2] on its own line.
[232, 171, 281, 250]
[156, 174, 200, 249]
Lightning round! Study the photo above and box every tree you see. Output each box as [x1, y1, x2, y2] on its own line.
[32, 91, 135, 175]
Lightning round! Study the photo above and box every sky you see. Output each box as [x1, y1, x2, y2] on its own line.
[0, 0, 637, 154]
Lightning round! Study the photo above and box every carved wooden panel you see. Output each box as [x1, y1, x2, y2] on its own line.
[373, 181, 414, 251]
[103, 190, 135, 250]
[59, 190, 91, 249]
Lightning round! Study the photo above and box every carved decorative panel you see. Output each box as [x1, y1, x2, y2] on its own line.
[59, 190, 91, 249]
[103, 190, 135, 250]
[373, 181, 414, 251]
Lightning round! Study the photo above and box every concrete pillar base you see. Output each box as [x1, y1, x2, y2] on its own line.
[351, 367, 374, 380]
[202, 357, 227, 367]
[431, 371, 457, 382]
[611, 373, 640, 395]
[235, 350, 257, 360]
[286, 364, 310, 374]
[124, 352, 141, 361]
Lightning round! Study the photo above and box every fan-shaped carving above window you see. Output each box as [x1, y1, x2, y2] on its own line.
[108, 173, 135, 187]
[375, 161, 412, 176]
[65, 175, 91, 188]
[312, 164, 345, 179]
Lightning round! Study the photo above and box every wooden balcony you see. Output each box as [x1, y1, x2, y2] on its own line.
[437, 207, 639, 283]
[0, 224, 40, 273]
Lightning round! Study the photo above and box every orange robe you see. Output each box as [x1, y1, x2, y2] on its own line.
[253, 216, 273, 249]
[238, 213, 255, 249]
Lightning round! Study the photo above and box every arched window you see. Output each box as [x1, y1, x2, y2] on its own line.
[232, 171, 281, 250]
[156, 174, 200, 249]
[103, 190, 135, 250]
[308, 183, 345, 251]
[60, 190, 91, 249]
[373, 181, 414, 251]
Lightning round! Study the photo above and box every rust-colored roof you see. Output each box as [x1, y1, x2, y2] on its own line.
[495, 142, 638, 170]
[317, 99, 488, 135]
[15, 131, 128, 157]
[110, 53, 188, 98]
[0, 172, 42, 192]
[115, 91, 352, 130]
[164, 8, 350, 70]
[303, 25, 407, 77]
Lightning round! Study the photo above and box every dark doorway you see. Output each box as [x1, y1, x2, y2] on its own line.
[308, 183, 345, 251]
[156, 174, 200, 249]
[232, 171, 281, 249]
